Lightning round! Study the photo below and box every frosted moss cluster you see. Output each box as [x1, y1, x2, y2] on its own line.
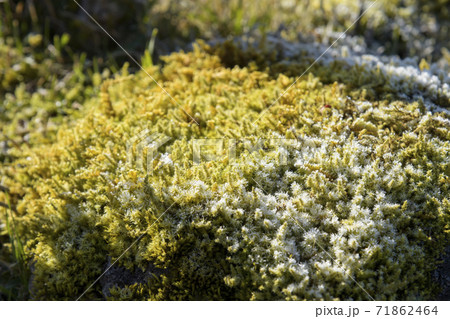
[1, 41, 449, 300]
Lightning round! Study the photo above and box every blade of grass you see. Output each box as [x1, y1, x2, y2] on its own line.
[1, 190, 29, 299]
[142, 28, 158, 67]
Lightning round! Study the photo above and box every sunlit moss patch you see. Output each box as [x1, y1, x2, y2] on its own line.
[1, 42, 449, 300]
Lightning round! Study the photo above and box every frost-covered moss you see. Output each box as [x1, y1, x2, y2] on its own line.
[0, 33, 114, 299]
[1, 41, 449, 300]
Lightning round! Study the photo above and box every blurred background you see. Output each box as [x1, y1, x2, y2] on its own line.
[1, 0, 449, 112]
[0, 0, 449, 300]
[1, 0, 449, 98]
[2, 0, 449, 59]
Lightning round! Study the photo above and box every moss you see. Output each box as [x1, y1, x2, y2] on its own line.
[0, 32, 112, 299]
[0, 34, 111, 162]
[1, 41, 449, 300]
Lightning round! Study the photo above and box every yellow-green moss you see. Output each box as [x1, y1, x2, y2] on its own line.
[1, 42, 449, 300]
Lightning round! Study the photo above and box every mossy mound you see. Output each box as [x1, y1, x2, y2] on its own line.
[2, 42, 449, 300]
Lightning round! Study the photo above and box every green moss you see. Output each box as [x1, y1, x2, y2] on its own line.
[1, 42, 449, 300]
[0, 32, 112, 299]
[0, 34, 111, 160]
